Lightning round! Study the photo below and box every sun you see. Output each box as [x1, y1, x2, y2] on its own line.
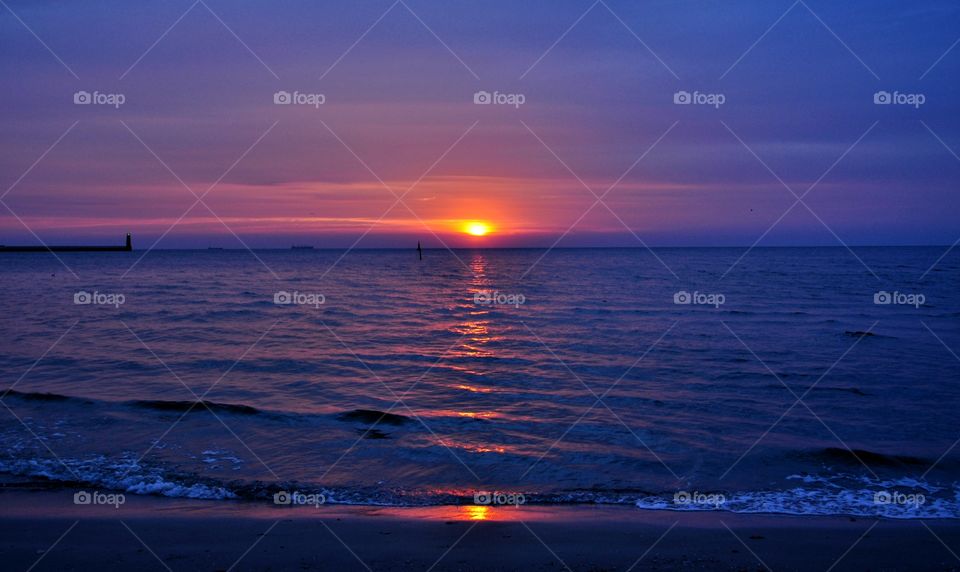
[463, 221, 492, 236]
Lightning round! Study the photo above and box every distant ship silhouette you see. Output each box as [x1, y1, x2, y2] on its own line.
[0, 233, 132, 252]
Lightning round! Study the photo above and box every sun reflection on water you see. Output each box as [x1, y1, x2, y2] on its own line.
[463, 505, 489, 520]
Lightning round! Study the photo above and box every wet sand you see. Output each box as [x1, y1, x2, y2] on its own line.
[1, 490, 958, 571]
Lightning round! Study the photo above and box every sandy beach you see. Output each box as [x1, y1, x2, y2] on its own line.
[2, 489, 958, 571]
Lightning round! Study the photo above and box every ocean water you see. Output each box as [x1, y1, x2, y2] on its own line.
[1, 247, 958, 518]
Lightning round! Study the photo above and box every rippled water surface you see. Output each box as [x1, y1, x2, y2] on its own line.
[1, 247, 958, 517]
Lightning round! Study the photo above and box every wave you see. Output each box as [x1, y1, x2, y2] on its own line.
[1, 390, 413, 427]
[1, 455, 957, 518]
[336, 409, 411, 425]
[0, 389, 83, 402]
[131, 400, 262, 416]
[801, 447, 929, 468]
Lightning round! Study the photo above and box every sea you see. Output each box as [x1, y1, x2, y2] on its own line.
[0, 247, 958, 519]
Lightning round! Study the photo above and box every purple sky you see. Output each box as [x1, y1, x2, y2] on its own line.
[1, 0, 958, 248]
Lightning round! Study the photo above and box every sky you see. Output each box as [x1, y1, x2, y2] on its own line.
[1, 0, 958, 248]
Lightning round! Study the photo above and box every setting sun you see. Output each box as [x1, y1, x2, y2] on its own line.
[463, 222, 492, 236]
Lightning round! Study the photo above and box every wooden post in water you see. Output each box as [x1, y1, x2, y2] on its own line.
[417, 241, 422, 260]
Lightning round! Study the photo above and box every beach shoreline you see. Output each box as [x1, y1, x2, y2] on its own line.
[3, 489, 959, 571]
